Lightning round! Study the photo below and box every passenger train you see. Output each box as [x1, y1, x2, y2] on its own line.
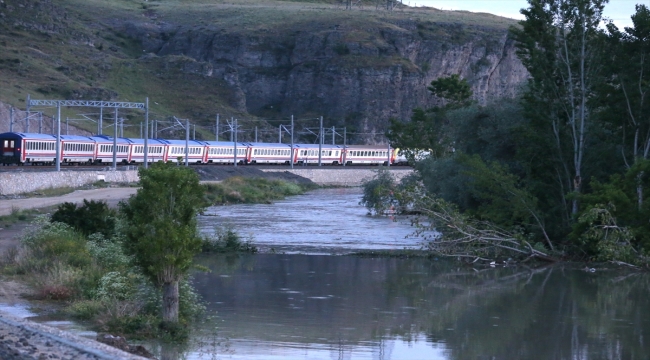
[0, 132, 410, 166]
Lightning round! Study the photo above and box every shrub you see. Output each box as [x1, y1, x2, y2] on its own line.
[21, 219, 91, 271]
[95, 271, 138, 301]
[66, 300, 104, 320]
[360, 168, 398, 215]
[51, 200, 117, 238]
[201, 226, 257, 253]
[34, 261, 83, 300]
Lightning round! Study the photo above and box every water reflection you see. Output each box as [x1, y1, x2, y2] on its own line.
[175, 255, 650, 360]
[199, 188, 422, 254]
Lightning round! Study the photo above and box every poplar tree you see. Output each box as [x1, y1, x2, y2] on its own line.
[120, 162, 205, 323]
[511, 0, 608, 216]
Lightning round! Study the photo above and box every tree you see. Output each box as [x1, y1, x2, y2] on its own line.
[602, 5, 650, 209]
[511, 0, 608, 216]
[386, 74, 473, 160]
[120, 162, 206, 323]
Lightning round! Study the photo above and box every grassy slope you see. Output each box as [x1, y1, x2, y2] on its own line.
[0, 0, 516, 138]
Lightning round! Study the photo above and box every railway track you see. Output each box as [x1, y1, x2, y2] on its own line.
[0, 312, 147, 359]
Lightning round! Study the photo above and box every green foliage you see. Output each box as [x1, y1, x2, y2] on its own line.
[201, 226, 258, 253]
[574, 205, 638, 263]
[21, 220, 91, 271]
[51, 200, 117, 239]
[387, 74, 474, 160]
[120, 162, 206, 286]
[360, 168, 399, 215]
[427, 74, 473, 108]
[95, 271, 139, 301]
[66, 300, 105, 320]
[203, 177, 309, 205]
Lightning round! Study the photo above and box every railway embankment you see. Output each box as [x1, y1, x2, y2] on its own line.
[0, 167, 413, 196]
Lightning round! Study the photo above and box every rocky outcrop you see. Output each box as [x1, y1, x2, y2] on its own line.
[125, 17, 528, 142]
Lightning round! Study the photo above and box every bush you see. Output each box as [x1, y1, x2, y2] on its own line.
[360, 168, 398, 215]
[201, 226, 257, 253]
[66, 300, 104, 320]
[21, 219, 91, 271]
[51, 200, 117, 238]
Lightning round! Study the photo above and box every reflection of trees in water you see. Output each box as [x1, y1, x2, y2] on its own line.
[187, 255, 650, 359]
[385, 265, 650, 360]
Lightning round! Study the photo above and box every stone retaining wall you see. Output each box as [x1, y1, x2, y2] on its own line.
[0, 170, 139, 195]
[261, 168, 413, 186]
[0, 168, 412, 195]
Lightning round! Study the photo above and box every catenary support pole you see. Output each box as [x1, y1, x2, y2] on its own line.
[318, 116, 323, 166]
[279, 125, 282, 143]
[216, 114, 219, 141]
[332, 126, 335, 145]
[343, 127, 347, 167]
[25, 94, 30, 132]
[140, 122, 142, 138]
[387, 142, 391, 167]
[99, 106, 103, 135]
[56, 103, 61, 172]
[230, 117, 234, 142]
[66, 117, 69, 135]
[234, 119, 238, 167]
[193, 124, 196, 140]
[38, 112, 42, 134]
[185, 119, 189, 167]
[144, 98, 149, 168]
[9, 107, 13, 132]
[255, 126, 258, 142]
[290, 115, 294, 169]
[112, 108, 118, 169]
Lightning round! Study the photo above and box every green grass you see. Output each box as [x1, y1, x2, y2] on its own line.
[0, 208, 39, 228]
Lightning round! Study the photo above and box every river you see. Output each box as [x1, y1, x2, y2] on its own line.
[5, 188, 650, 359]
[156, 188, 648, 360]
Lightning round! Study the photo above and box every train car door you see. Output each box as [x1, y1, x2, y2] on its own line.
[2, 139, 15, 157]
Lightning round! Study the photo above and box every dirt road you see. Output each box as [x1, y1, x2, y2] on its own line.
[0, 187, 138, 217]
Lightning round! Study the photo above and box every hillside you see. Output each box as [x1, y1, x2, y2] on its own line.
[0, 0, 527, 143]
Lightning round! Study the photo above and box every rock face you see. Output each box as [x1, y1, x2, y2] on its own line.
[127, 18, 528, 142]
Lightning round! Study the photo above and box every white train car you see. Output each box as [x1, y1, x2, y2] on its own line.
[247, 142, 293, 164]
[343, 145, 392, 165]
[60, 135, 97, 164]
[92, 136, 132, 164]
[203, 141, 249, 164]
[160, 139, 206, 164]
[127, 138, 167, 164]
[294, 144, 344, 165]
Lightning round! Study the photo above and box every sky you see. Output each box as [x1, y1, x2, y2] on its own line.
[412, 0, 640, 29]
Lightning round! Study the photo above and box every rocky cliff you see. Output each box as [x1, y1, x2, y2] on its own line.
[123, 11, 528, 142]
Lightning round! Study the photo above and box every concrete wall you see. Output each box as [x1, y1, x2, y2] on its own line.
[262, 168, 413, 186]
[0, 170, 139, 195]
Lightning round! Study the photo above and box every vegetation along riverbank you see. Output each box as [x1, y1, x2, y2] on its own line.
[357, 2, 650, 270]
[0, 165, 297, 354]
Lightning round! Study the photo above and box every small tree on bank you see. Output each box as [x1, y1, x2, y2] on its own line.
[120, 162, 205, 323]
